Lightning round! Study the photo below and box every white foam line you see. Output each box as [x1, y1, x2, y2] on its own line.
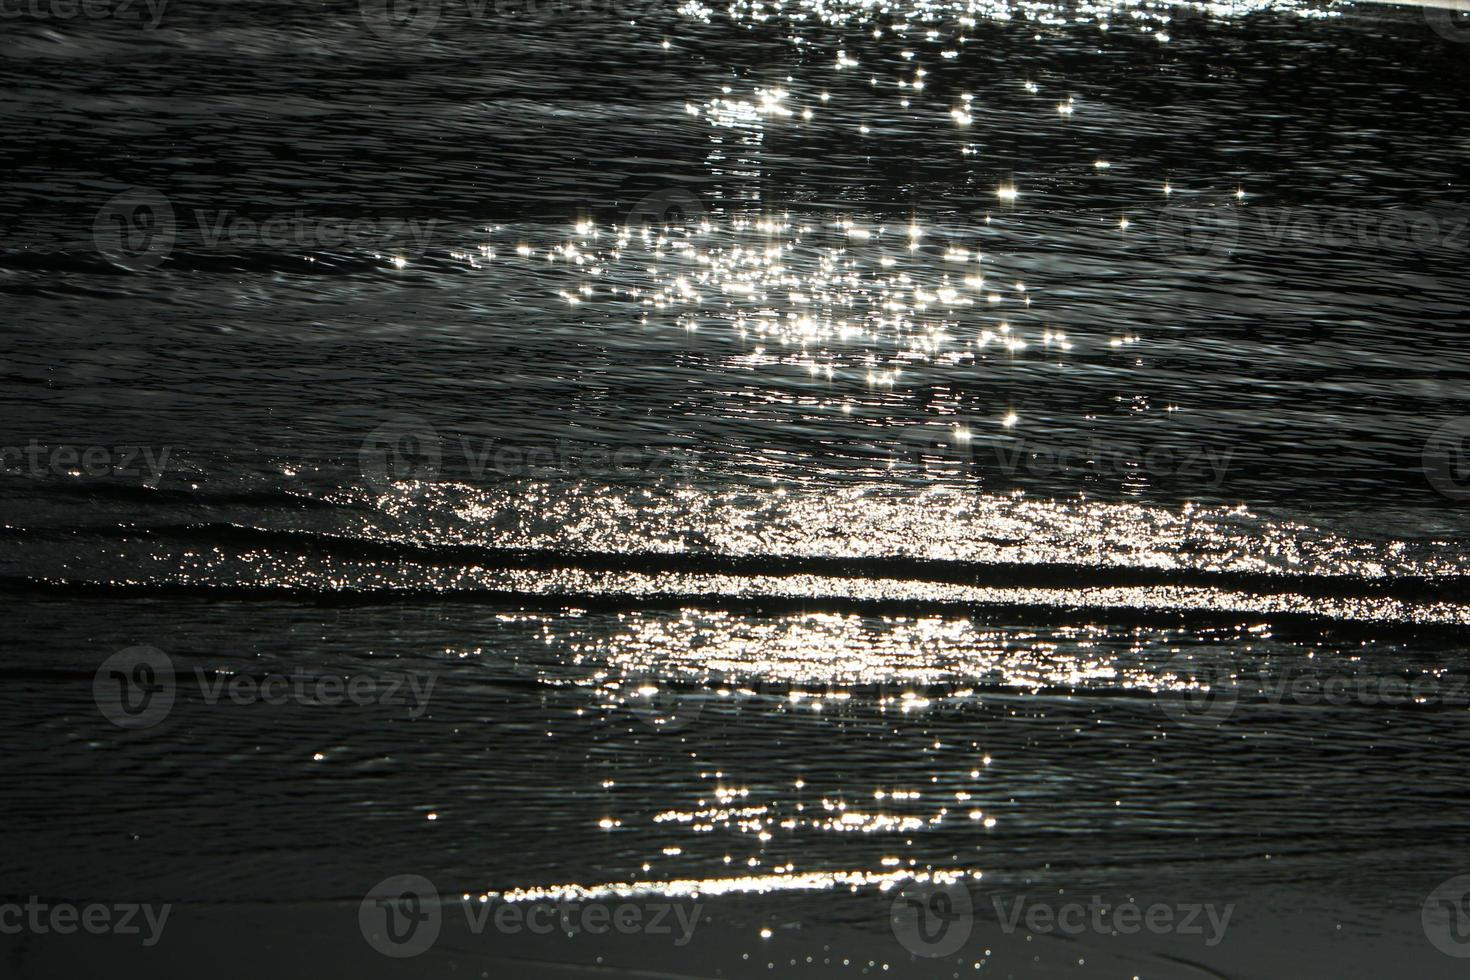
[464, 868, 982, 904]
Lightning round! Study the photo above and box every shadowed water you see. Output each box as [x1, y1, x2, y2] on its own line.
[2, 0, 1469, 976]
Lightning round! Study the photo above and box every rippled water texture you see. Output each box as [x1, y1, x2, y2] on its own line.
[2, 0, 1469, 976]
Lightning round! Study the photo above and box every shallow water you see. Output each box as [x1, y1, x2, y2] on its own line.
[2, 0, 1470, 976]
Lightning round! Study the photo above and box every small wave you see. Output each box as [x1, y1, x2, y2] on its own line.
[5, 519, 1470, 602]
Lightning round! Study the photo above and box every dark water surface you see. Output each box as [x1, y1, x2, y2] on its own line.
[2, 0, 1470, 976]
